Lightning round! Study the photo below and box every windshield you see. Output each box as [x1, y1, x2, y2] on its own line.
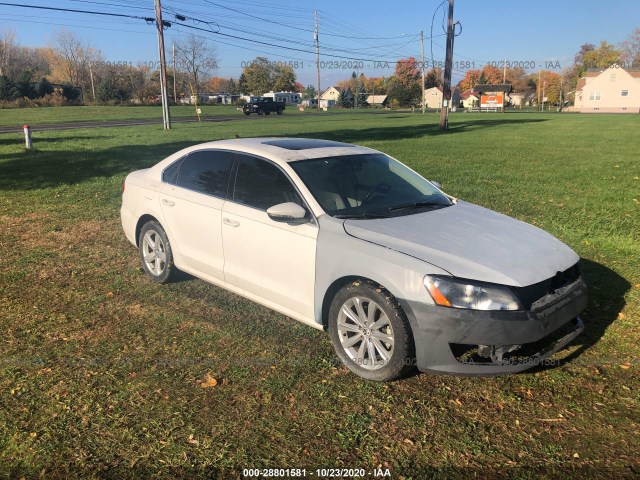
[290, 153, 451, 218]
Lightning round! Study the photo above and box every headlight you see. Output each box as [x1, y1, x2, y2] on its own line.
[424, 275, 521, 311]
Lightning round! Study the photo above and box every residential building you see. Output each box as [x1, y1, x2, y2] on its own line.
[424, 87, 443, 108]
[574, 65, 640, 113]
[320, 86, 341, 103]
[366, 94, 388, 107]
[459, 90, 479, 108]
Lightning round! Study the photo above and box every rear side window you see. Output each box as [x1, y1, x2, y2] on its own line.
[233, 154, 303, 210]
[175, 150, 235, 198]
[162, 157, 183, 185]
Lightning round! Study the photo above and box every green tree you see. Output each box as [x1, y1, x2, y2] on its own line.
[238, 73, 248, 94]
[424, 67, 442, 89]
[13, 71, 36, 99]
[582, 41, 622, 71]
[61, 84, 81, 101]
[302, 84, 316, 100]
[387, 57, 420, 106]
[338, 88, 354, 108]
[272, 64, 296, 91]
[0, 75, 16, 100]
[95, 75, 129, 102]
[242, 57, 274, 95]
[36, 77, 54, 97]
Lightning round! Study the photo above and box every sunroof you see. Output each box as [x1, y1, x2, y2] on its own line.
[261, 139, 355, 150]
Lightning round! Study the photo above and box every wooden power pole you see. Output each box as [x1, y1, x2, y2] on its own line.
[421, 30, 425, 114]
[439, 0, 454, 130]
[155, 0, 171, 129]
[315, 11, 321, 111]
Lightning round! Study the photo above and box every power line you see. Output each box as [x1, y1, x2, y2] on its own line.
[0, 2, 154, 21]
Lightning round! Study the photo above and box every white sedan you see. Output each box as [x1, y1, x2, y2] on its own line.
[121, 138, 587, 381]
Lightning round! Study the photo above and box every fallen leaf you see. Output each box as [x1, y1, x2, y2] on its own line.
[403, 438, 414, 446]
[573, 453, 580, 458]
[618, 312, 627, 320]
[619, 363, 631, 370]
[107, 292, 113, 297]
[200, 373, 217, 388]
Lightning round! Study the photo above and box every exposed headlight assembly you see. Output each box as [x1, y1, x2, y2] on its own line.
[424, 275, 521, 311]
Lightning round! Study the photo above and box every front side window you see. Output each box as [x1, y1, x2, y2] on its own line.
[290, 153, 451, 218]
[174, 150, 235, 198]
[233, 155, 304, 210]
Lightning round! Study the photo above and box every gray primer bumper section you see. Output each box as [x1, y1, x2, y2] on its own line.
[400, 278, 588, 375]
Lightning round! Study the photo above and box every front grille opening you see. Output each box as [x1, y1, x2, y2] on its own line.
[513, 262, 581, 309]
[450, 317, 582, 366]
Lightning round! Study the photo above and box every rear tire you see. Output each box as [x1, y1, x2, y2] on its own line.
[138, 221, 176, 284]
[328, 280, 415, 381]
[244, 112, 250, 116]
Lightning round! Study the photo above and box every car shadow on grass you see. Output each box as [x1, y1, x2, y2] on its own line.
[0, 140, 196, 190]
[530, 257, 630, 373]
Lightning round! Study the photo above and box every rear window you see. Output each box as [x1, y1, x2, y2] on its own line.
[171, 150, 235, 198]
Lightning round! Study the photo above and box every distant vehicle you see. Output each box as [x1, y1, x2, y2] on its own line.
[121, 138, 587, 381]
[242, 97, 285, 116]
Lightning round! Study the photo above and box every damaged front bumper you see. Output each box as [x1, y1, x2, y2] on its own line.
[402, 277, 588, 375]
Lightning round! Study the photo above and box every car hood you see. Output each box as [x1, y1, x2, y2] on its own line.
[343, 201, 579, 287]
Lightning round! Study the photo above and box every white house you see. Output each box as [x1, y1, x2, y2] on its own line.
[573, 65, 640, 113]
[424, 87, 443, 108]
[320, 86, 341, 103]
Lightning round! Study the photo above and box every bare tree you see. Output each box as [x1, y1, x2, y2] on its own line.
[174, 35, 217, 95]
[48, 29, 101, 91]
[0, 28, 17, 77]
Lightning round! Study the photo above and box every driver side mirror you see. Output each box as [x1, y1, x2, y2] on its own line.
[267, 202, 308, 222]
[430, 180, 442, 190]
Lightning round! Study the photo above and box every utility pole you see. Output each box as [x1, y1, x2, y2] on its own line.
[88, 62, 96, 100]
[421, 30, 425, 114]
[172, 42, 177, 104]
[439, 0, 454, 130]
[537, 70, 542, 112]
[314, 11, 321, 111]
[559, 76, 563, 111]
[542, 79, 546, 112]
[155, 0, 171, 129]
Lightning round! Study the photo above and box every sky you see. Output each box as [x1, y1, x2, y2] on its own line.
[1, 0, 639, 87]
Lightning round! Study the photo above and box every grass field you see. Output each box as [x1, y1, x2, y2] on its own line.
[0, 111, 638, 479]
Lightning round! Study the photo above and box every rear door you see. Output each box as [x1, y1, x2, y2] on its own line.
[159, 149, 235, 280]
[221, 153, 318, 320]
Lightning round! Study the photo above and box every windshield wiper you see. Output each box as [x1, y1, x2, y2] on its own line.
[334, 212, 389, 219]
[387, 201, 448, 213]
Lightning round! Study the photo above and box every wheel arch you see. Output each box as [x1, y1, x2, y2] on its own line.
[135, 214, 161, 247]
[320, 275, 405, 330]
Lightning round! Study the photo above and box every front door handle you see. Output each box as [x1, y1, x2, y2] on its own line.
[162, 198, 175, 207]
[223, 217, 240, 227]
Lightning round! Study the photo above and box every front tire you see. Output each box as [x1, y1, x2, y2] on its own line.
[277, 109, 283, 115]
[139, 221, 176, 284]
[328, 280, 415, 381]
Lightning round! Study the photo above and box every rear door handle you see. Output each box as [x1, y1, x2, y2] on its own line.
[223, 217, 240, 227]
[162, 198, 175, 207]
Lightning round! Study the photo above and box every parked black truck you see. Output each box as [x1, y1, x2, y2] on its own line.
[242, 97, 285, 116]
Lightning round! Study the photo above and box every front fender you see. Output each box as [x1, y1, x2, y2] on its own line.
[314, 216, 448, 327]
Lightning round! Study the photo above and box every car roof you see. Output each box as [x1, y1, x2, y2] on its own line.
[173, 137, 378, 163]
